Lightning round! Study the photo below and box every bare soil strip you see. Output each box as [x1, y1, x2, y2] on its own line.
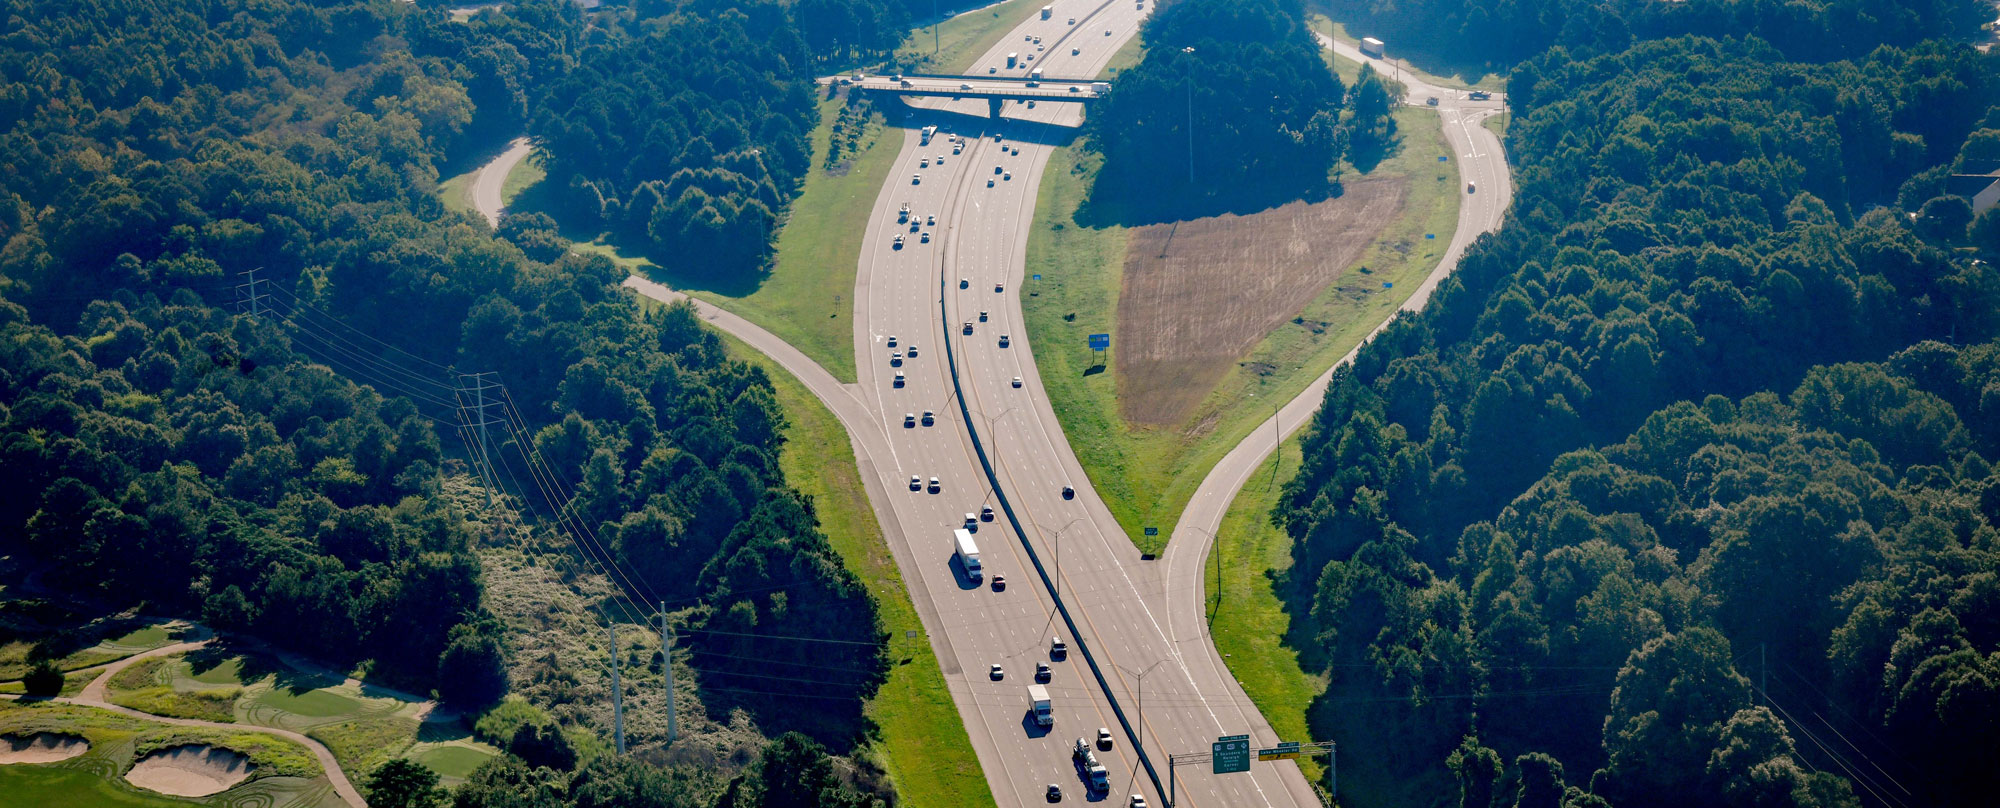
[1115, 178, 1408, 425]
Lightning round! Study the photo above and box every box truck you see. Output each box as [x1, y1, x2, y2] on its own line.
[1028, 68, 1043, 86]
[1090, 82, 1110, 94]
[954, 528, 982, 580]
[1007, 52, 1019, 68]
[1041, 5, 1052, 19]
[1028, 684, 1054, 726]
[1360, 37, 1386, 58]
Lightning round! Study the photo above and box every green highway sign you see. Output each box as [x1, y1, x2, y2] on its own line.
[1213, 735, 1251, 774]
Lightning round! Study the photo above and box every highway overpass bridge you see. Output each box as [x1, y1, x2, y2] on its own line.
[818, 72, 1109, 117]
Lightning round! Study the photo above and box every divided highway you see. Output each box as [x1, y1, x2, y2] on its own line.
[619, 7, 1514, 806]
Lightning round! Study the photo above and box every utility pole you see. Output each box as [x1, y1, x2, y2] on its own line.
[933, 0, 940, 55]
[609, 622, 625, 755]
[457, 372, 504, 508]
[1183, 47, 1196, 185]
[1120, 660, 1167, 760]
[235, 268, 269, 319]
[660, 603, 677, 746]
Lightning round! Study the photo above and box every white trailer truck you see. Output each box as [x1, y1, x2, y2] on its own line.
[954, 528, 982, 581]
[1360, 37, 1386, 58]
[1028, 684, 1054, 726]
[1041, 5, 1052, 19]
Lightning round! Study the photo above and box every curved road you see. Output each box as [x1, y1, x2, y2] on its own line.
[470, 136, 532, 227]
[6, 636, 368, 808]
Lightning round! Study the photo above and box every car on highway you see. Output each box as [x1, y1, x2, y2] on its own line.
[1035, 662, 1052, 682]
[1072, 48, 1080, 55]
[1128, 796, 1147, 808]
[927, 214, 936, 225]
[989, 66, 997, 73]
[893, 371, 905, 387]
[1013, 376, 1023, 387]
[1469, 90, 1491, 100]
[1026, 100, 1035, 108]
[960, 83, 972, 90]
[979, 310, 988, 321]
[1105, 28, 1112, 35]
[1046, 784, 1062, 802]
[887, 334, 897, 346]
[1010, 147, 1019, 155]
[928, 477, 940, 493]
[921, 231, 930, 243]
[1098, 728, 1113, 749]
[981, 505, 994, 521]
[920, 157, 929, 167]
[996, 281, 1006, 292]
[995, 165, 1003, 174]
[963, 322, 974, 334]
[1062, 485, 1075, 499]
[990, 664, 1004, 680]
[988, 179, 995, 187]
[922, 410, 935, 425]
[1004, 171, 1012, 180]
[907, 345, 919, 357]
[999, 334, 1010, 347]
[893, 234, 904, 248]
[954, 143, 963, 154]
[904, 413, 915, 427]
[992, 574, 1006, 591]
[1468, 182, 1477, 193]
[1068, 17, 1074, 23]
[964, 513, 978, 530]
[1426, 96, 1439, 106]
[910, 475, 921, 490]
[1034, 36, 1041, 44]
[912, 173, 921, 184]
[890, 350, 902, 366]
[960, 277, 969, 288]
[909, 219, 919, 231]
[1051, 636, 1067, 657]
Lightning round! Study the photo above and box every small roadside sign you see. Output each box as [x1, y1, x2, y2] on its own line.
[1144, 527, 1158, 537]
[1439, 155, 1448, 161]
[1259, 741, 1303, 760]
[1088, 333, 1110, 351]
[1033, 274, 1042, 280]
[1383, 282, 1393, 288]
[1213, 735, 1251, 774]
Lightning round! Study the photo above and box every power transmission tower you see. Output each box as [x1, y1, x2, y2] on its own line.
[659, 603, 677, 746]
[609, 622, 625, 755]
[456, 372, 504, 507]
[235, 268, 269, 319]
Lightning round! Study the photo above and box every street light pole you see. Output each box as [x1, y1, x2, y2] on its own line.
[1119, 659, 1167, 759]
[1183, 46, 1196, 185]
[1038, 517, 1088, 598]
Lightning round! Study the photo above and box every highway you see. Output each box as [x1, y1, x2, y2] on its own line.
[620, 6, 1514, 806]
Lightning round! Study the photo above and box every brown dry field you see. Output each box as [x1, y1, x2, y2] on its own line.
[1114, 177, 1408, 425]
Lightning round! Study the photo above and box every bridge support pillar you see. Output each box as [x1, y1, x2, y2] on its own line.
[988, 97, 1004, 119]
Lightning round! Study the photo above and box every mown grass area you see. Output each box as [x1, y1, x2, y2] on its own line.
[1205, 438, 1328, 787]
[1305, 12, 1508, 93]
[0, 766, 190, 808]
[0, 700, 324, 781]
[0, 621, 185, 681]
[1483, 110, 1510, 140]
[107, 657, 240, 723]
[1022, 105, 1459, 553]
[1100, 29, 1145, 78]
[718, 333, 995, 808]
[898, 0, 1045, 74]
[501, 152, 545, 207]
[307, 716, 421, 776]
[609, 91, 898, 383]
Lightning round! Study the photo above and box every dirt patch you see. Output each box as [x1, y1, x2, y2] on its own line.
[0, 732, 87, 764]
[1115, 178, 1408, 425]
[124, 744, 253, 797]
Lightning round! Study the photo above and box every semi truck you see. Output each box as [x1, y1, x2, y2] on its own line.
[1360, 37, 1386, 58]
[920, 125, 937, 145]
[1041, 5, 1052, 19]
[1007, 52, 1019, 68]
[954, 528, 982, 581]
[1028, 684, 1054, 726]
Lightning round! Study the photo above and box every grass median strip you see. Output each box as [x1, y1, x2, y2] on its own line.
[718, 332, 994, 808]
[1022, 105, 1458, 553]
[1205, 438, 1327, 786]
[900, 0, 1044, 74]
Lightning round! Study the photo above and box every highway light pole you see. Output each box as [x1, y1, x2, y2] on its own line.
[1118, 659, 1168, 760]
[1037, 517, 1088, 597]
[1183, 46, 1196, 185]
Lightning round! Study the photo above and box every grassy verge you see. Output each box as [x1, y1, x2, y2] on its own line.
[106, 657, 240, 723]
[718, 332, 994, 808]
[1205, 438, 1327, 786]
[307, 716, 421, 776]
[601, 92, 897, 383]
[1306, 12, 1508, 93]
[1482, 110, 1510, 140]
[437, 169, 476, 216]
[0, 699, 323, 780]
[1100, 30, 1145, 79]
[1022, 106, 1459, 553]
[501, 151, 544, 205]
[898, 0, 1045, 74]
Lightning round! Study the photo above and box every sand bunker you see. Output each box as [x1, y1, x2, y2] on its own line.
[0, 732, 89, 764]
[124, 744, 253, 797]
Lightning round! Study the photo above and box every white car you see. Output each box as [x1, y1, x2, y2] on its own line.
[979, 310, 988, 322]
[922, 410, 935, 425]
[888, 334, 898, 346]
[927, 214, 936, 225]
[1013, 376, 1023, 388]
[1072, 48, 1080, 56]
[904, 413, 915, 427]
[996, 282, 1006, 292]
[999, 334, 1010, 347]
[1004, 171, 1012, 180]
[910, 475, 921, 490]
[893, 234, 904, 248]
[989, 66, 997, 74]
[991, 664, 1004, 679]
[920, 158, 929, 167]
[894, 371, 905, 387]
[960, 83, 972, 90]
[929, 476, 941, 493]
[890, 350, 903, 366]
[907, 345, 919, 357]
[912, 173, 921, 184]
[921, 232, 930, 243]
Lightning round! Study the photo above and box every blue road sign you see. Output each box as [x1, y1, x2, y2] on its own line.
[1088, 333, 1110, 351]
[1144, 527, 1158, 537]
[1033, 274, 1042, 280]
[1439, 155, 1448, 162]
[1426, 233, 1436, 239]
[1383, 282, 1393, 288]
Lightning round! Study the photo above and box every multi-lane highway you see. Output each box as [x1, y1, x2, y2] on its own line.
[621, 6, 1513, 805]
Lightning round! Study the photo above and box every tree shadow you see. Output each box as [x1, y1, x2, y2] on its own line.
[1076, 163, 1345, 229]
[1346, 128, 1402, 175]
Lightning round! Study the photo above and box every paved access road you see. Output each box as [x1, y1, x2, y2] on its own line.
[470, 136, 532, 228]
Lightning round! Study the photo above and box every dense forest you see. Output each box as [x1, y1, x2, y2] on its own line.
[1277, 26, 2000, 808]
[0, 0, 893, 802]
[1325, 0, 1993, 66]
[1085, 0, 1398, 221]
